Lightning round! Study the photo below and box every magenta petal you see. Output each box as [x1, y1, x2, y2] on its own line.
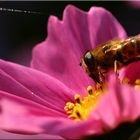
[0, 90, 66, 118]
[87, 6, 127, 48]
[0, 93, 47, 134]
[40, 117, 102, 139]
[0, 131, 63, 140]
[119, 61, 140, 84]
[0, 90, 102, 138]
[0, 90, 73, 135]
[31, 5, 127, 93]
[92, 74, 140, 130]
[0, 59, 75, 114]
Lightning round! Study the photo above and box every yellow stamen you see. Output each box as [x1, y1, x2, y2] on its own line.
[135, 79, 140, 85]
[87, 85, 94, 95]
[122, 77, 130, 84]
[64, 84, 105, 121]
[134, 79, 140, 90]
[122, 77, 140, 90]
[74, 94, 81, 103]
[64, 78, 140, 121]
[96, 82, 102, 90]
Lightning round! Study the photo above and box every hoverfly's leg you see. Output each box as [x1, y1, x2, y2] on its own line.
[114, 60, 119, 76]
[114, 60, 121, 82]
[99, 71, 105, 85]
[97, 67, 105, 89]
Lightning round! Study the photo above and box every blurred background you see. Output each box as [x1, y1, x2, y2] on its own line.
[0, 1, 140, 66]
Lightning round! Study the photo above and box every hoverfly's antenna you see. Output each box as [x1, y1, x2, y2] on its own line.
[0, 7, 46, 15]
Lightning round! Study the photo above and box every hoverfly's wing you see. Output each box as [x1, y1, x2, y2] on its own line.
[101, 38, 124, 53]
[92, 38, 123, 56]
[98, 38, 123, 48]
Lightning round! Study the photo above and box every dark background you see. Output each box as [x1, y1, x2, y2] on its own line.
[0, 1, 140, 66]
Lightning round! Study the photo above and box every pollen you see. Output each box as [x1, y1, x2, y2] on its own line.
[122, 77, 130, 84]
[134, 79, 140, 90]
[64, 77, 140, 121]
[64, 84, 106, 121]
[122, 77, 140, 90]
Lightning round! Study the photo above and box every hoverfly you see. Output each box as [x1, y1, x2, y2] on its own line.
[80, 35, 140, 84]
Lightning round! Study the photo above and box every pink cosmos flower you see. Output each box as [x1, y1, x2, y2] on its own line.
[127, 1, 140, 9]
[0, 4, 140, 139]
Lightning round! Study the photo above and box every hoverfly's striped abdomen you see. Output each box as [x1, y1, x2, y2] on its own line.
[117, 36, 140, 64]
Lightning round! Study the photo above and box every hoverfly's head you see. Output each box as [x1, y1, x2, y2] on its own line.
[80, 51, 101, 83]
[80, 51, 96, 75]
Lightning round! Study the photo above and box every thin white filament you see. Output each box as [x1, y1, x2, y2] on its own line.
[0, 7, 45, 15]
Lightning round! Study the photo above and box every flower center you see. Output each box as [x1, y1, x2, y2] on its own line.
[134, 79, 140, 90]
[64, 83, 106, 121]
[64, 78, 140, 121]
[122, 77, 140, 90]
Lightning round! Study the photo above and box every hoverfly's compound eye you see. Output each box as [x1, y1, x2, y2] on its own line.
[84, 52, 95, 67]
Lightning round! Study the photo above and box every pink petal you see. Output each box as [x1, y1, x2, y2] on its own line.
[119, 61, 140, 84]
[127, 1, 140, 9]
[0, 90, 102, 139]
[92, 74, 140, 130]
[0, 130, 63, 140]
[0, 90, 80, 138]
[0, 93, 49, 134]
[0, 90, 65, 118]
[40, 117, 102, 139]
[88, 6, 127, 48]
[31, 5, 127, 93]
[0, 59, 75, 114]
[0, 89, 102, 138]
[0, 90, 77, 135]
